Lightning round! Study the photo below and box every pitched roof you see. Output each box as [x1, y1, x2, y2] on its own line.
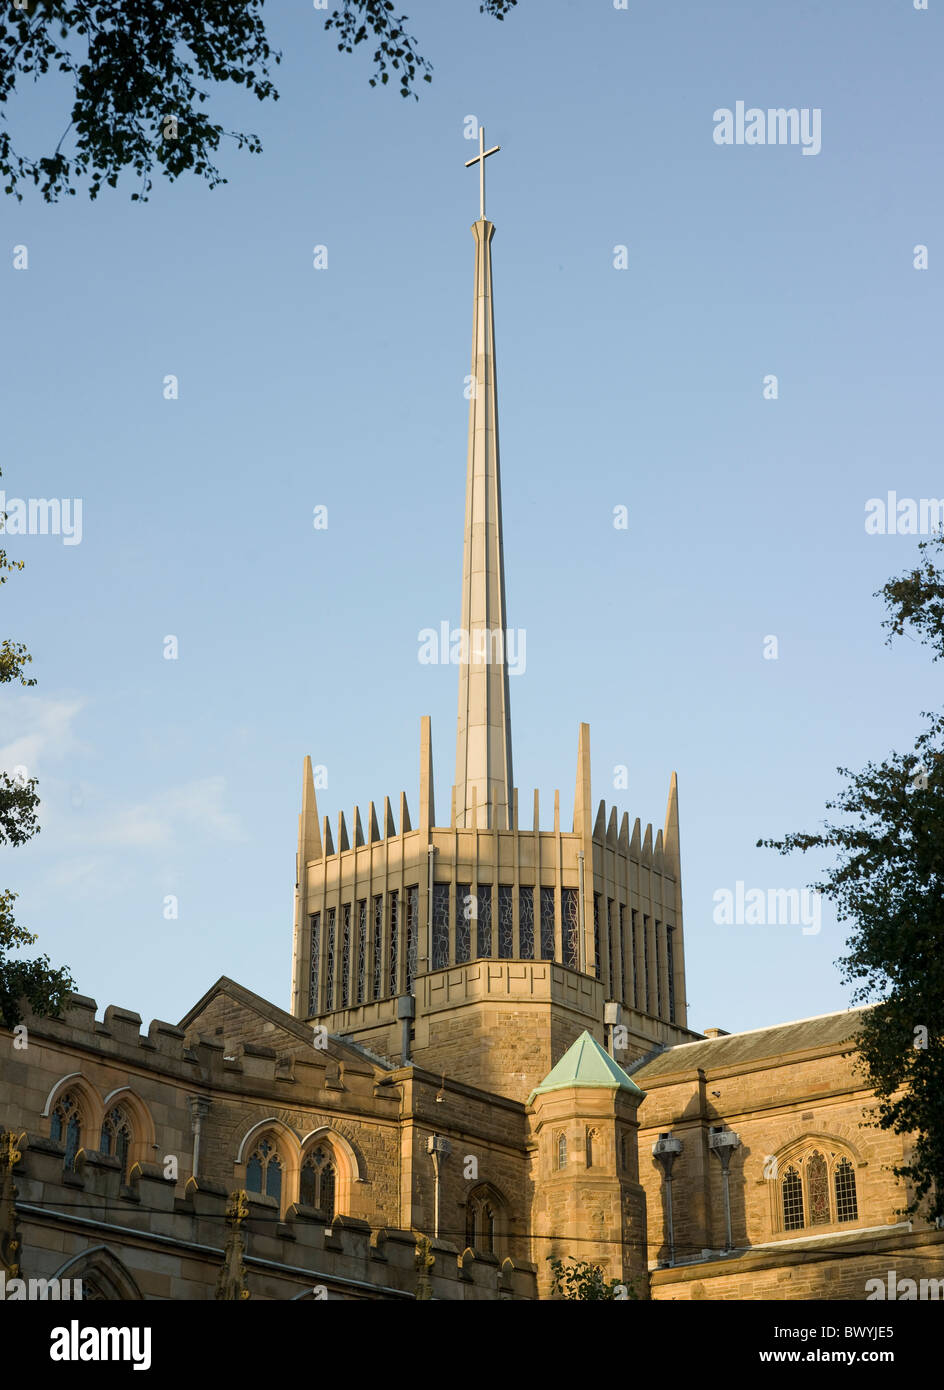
[630, 1008, 868, 1082]
[527, 1030, 647, 1104]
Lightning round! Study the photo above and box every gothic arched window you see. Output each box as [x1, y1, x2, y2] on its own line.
[99, 1107, 133, 1183]
[464, 1187, 505, 1256]
[807, 1150, 830, 1225]
[300, 1144, 336, 1220]
[246, 1137, 282, 1204]
[782, 1165, 804, 1231]
[50, 1092, 83, 1169]
[834, 1157, 858, 1223]
[586, 1128, 597, 1169]
[557, 1133, 567, 1170]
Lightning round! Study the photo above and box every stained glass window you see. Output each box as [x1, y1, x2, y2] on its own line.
[340, 903, 351, 1008]
[300, 1144, 336, 1220]
[557, 1133, 567, 1170]
[643, 914, 651, 1014]
[246, 1137, 281, 1204]
[618, 905, 626, 1003]
[655, 920, 664, 1018]
[782, 1165, 804, 1230]
[388, 892, 399, 996]
[834, 1157, 858, 1223]
[325, 907, 336, 1009]
[482, 1204, 494, 1254]
[406, 886, 418, 989]
[100, 1107, 132, 1183]
[539, 888, 555, 960]
[608, 899, 617, 997]
[563, 888, 580, 970]
[631, 910, 640, 1009]
[592, 893, 602, 980]
[518, 887, 535, 959]
[476, 884, 492, 958]
[497, 885, 514, 958]
[432, 883, 450, 970]
[50, 1092, 82, 1169]
[456, 884, 471, 963]
[356, 900, 367, 1005]
[308, 912, 321, 1016]
[666, 924, 676, 1023]
[807, 1150, 830, 1225]
[372, 895, 384, 999]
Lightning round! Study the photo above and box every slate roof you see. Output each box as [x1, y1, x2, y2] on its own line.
[630, 1008, 869, 1083]
[528, 1030, 647, 1104]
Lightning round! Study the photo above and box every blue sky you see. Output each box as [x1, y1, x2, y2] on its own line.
[1, 0, 940, 1037]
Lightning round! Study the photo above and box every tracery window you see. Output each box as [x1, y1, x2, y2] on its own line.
[608, 899, 617, 997]
[777, 1148, 859, 1233]
[432, 883, 450, 970]
[246, 1137, 282, 1204]
[556, 1132, 567, 1170]
[655, 920, 664, 1018]
[406, 886, 418, 989]
[518, 886, 534, 959]
[464, 1187, 503, 1255]
[372, 894, 384, 999]
[300, 1144, 337, 1220]
[324, 907, 336, 1009]
[356, 900, 367, 1005]
[308, 912, 321, 1016]
[666, 924, 677, 1023]
[563, 888, 580, 970]
[475, 884, 492, 958]
[50, 1091, 83, 1169]
[99, 1107, 133, 1183]
[340, 903, 351, 1008]
[808, 1150, 830, 1225]
[388, 891, 399, 995]
[539, 887, 555, 960]
[497, 885, 514, 958]
[456, 884, 471, 963]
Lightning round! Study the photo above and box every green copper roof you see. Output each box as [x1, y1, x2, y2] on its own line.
[527, 1031, 647, 1104]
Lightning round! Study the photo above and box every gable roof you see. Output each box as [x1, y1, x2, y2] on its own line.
[177, 975, 394, 1070]
[528, 1030, 647, 1104]
[630, 1008, 868, 1082]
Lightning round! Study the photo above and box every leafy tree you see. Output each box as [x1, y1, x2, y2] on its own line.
[0, 0, 518, 202]
[759, 532, 944, 1222]
[0, 470, 74, 1028]
[547, 1255, 636, 1301]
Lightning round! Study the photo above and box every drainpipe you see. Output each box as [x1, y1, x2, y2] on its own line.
[426, 1135, 451, 1238]
[708, 1127, 741, 1252]
[397, 993, 415, 1066]
[577, 851, 586, 973]
[652, 1132, 683, 1266]
[188, 1097, 210, 1182]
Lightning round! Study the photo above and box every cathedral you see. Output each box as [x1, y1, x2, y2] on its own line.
[2, 148, 942, 1301]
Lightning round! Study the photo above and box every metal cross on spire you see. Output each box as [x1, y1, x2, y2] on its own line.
[464, 125, 501, 221]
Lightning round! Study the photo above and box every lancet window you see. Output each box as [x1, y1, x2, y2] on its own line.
[498, 885, 514, 958]
[476, 883, 492, 958]
[563, 889, 580, 971]
[778, 1146, 859, 1233]
[406, 886, 418, 989]
[50, 1091, 83, 1169]
[356, 899, 367, 1004]
[324, 907, 336, 1009]
[300, 1144, 337, 1220]
[518, 886, 535, 959]
[340, 903, 351, 1008]
[99, 1107, 133, 1183]
[308, 912, 321, 1016]
[431, 883, 450, 970]
[539, 888, 555, 960]
[372, 894, 384, 999]
[245, 1136, 282, 1204]
[592, 893, 602, 980]
[387, 892, 399, 996]
[455, 884, 471, 963]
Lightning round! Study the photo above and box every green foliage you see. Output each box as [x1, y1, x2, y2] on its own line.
[758, 533, 944, 1221]
[547, 1256, 637, 1301]
[0, 468, 75, 1029]
[0, 0, 519, 200]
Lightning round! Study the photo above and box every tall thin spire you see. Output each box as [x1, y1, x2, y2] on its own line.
[454, 134, 513, 830]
